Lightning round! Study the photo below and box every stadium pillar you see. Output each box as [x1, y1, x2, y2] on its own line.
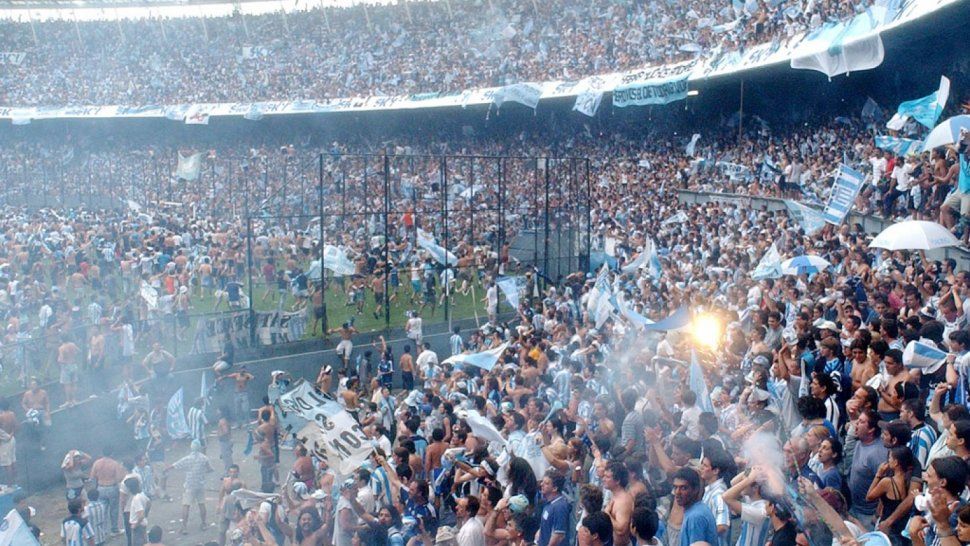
[383, 155, 391, 327]
[738, 79, 744, 143]
[497, 158, 505, 278]
[533, 158, 539, 269]
[544, 157, 551, 283]
[318, 154, 327, 334]
[442, 156, 451, 330]
[585, 159, 592, 273]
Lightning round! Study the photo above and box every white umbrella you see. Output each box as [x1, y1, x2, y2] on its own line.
[781, 255, 832, 275]
[869, 220, 960, 250]
[922, 115, 970, 152]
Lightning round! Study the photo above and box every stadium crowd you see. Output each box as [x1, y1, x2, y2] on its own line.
[0, 102, 961, 546]
[1, 106, 969, 401]
[0, 0, 863, 106]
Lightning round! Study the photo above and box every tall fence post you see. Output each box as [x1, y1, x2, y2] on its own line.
[442, 156, 451, 330]
[246, 216, 256, 347]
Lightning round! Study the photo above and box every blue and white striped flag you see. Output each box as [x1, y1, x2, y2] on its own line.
[875, 135, 924, 157]
[888, 76, 950, 130]
[903, 339, 948, 371]
[166, 387, 190, 440]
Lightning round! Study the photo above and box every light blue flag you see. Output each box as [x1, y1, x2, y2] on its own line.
[784, 201, 828, 235]
[200, 371, 209, 412]
[643, 307, 691, 332]
[617, 294, 654, 329]
[891, 76, 950, 129]
[875, 135, 924, 157]
[689, 351, 714, 413]
[496, 276, 525, 310]
[751, 242, 783, 280]
[443, 342, 510, 372]
[166, 387, 190, 439]
[903, 339, 948, 370]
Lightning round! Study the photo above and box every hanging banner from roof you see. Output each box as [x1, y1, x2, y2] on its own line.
[612, 73, 689, 107]
[492, 83, 542, 109]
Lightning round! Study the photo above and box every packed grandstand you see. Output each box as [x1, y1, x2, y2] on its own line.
[1, 0, 970, 545]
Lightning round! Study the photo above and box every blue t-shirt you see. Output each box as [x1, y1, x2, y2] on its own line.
[959, 152, 970, 193]
[537, 495, 571, 546]
[680, 501, 719, 546]
[819, 466, 843, 490]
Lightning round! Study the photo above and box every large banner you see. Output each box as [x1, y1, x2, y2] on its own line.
[612, 73, 689, 107]
[822, 164, 865, 225]
[0, 52, 25, 65]
[276, 380, 373, 474]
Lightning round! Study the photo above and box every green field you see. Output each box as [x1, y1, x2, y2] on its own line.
[0, 274, 489, 397]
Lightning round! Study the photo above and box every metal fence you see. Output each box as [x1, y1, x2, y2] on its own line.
[242, 153, 592, 339]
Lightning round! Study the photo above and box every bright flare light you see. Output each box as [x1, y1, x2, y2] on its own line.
[691, 314, 722, 350]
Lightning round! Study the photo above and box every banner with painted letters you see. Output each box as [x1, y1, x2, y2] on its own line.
[612, 73, 689, 107]
[0, 52, 25, 65]
[277, 380, 373, 474]
[492, 83, 542, 109]
[822, 164, 865, 225]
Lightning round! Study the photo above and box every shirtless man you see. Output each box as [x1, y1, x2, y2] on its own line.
[228, 368, 254, 426]
[89, 325, 107, 392]
[400, 346, 415, 391]
[21, 378, 50, 425]
[603, 460, 633, 546]
[877, 348, 910, 420]
[310, 284, 326, 336]
[0, 401, 18, 484]
[329, 322, 358, 370]
[57, 336, 81, 407]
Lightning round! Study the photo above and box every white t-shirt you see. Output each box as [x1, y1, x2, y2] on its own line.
[486, 286, 498, 310]
[457, 516, 486, 546]
[407, 317, 423, 340]
[128, 493, 150, 528]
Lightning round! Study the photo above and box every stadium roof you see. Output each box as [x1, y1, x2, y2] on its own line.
[0, 0, 394, 20]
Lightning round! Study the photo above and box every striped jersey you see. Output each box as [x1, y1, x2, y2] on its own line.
[736, 500, 770, 546]
[86, 500, 109, 545]
[61, 515, 94, 546]
[187, 406, 208, 442]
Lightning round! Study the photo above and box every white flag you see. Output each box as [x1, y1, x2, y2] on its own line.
[492, 83, 543, 110]
[751, 242, 783, 280]
[662, 211, 689, 226]
[573, 90, 604, 117]
[685, 134, 701, 157]
[0, 508, 40, 546]
[176, 152, 203, 181]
